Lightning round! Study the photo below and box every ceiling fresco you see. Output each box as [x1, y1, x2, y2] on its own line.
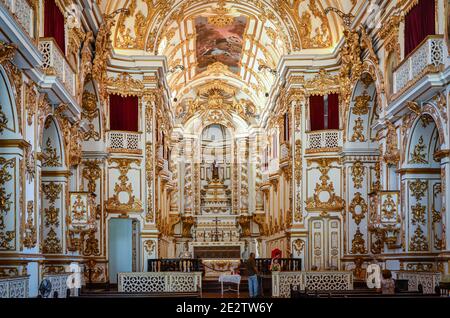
[195, 16, 247, 74]
[102, 0, 362, 116]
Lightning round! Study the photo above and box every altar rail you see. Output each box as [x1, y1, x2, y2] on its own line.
[43, 273, 71, 298]
[393, 35, 445, 96]
[255, 258, 302, 275]
[118, 272, 202, 294]
[306, 130, 342, 153]
[148, 259, 201, 272]
[272, 271, 353, 298]
[38, 38, 76, 97]
[148, 258, 301, 274]
[0, 275, 29, 298]
[394, 271, 441, 294]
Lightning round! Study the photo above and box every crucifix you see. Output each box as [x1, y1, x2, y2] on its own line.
[212, 217, 220, 242]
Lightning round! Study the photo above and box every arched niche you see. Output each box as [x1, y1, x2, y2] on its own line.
[344, 72, 379, 148]
[81, 80, 104, 148]
[0, 66, 19, 138]
[402, 114, 444, 254]
[0, 65, 22, 252]
[201, 124, 232, 166]
[40, 116, 67, 255]
[405, 114, 440, 168]
[41, 116, 66, 170]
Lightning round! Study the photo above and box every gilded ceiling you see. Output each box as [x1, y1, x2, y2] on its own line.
[101, 0, 361, 117]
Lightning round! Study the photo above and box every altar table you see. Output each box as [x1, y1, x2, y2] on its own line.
[218, 274, 241, 297]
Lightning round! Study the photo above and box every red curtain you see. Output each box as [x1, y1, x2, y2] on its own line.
[309, 95, 325, 131]
[44, 0, 65, 54]
[109, 94, 139, 132]
[404, 0, 435, 56]
[327, 93, 340, 130]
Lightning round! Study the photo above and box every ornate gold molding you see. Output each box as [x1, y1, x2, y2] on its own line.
[0, 41, 16, 65]
[106, 158, 143, 213]
[106, 73, 145, 97]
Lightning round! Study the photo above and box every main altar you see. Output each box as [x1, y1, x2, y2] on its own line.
[187, 158, 245, 278]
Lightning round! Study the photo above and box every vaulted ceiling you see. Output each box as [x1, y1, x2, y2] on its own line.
[101, 0, 361, 119]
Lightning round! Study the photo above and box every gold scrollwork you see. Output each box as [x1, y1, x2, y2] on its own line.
[0, 40, 16, 65]
[383, 121, 400, 165]
[409, 226, 428, 251]
[352, 92, 370, 115]
[292, 239, 305, 255]
[82, 160, 102, 193]
[42, 228, 62, 254]
[106, 158, 143, 213]
[144, 240, 155, 255]
[0, 157, 15, 231]
[409, 136, 427, 164]
[409, 179, 428, 201]
[350, 117, 366, 142]
[0, 104, 8, 134]
[351, 161, 365, 189]
[106, 73, 145, 97]
[42, 138, 61, 167]
[351, 228, 367, 254]
[349, 192, 367, 225]
[23, 200, 37, 248]
[306, 159, 344, 211]
[411, 202, 426, 225]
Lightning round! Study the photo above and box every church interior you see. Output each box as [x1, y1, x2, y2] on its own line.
[0, 0, 450, 299]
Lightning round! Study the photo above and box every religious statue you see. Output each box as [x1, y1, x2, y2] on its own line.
[179, 242, 192, 259]
[211, 160, 219, 180]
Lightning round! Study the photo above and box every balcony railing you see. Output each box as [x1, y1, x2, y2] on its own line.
[38, 38, 76, 97]
[107, 130, 142, 154]
[1, 0, 35, 39]
[268, 158, 279, 174]
[393, 35, 446, 96]
[0, 275, 29, 298]
[280, 143, 290, 163]
[306, 130, 342, 153]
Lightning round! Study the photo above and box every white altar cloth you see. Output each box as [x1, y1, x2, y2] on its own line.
[218, 274, 241, 284]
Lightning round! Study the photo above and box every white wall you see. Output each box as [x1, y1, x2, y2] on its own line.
[108, 219, 133, 284]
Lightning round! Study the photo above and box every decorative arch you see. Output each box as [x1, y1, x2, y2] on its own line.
[41, 116, 67, 169]
[405, 114, 440, 167]
[0, 66, 19, 138]
[344, 72, 379, 146]
[402, 113, 445, 253]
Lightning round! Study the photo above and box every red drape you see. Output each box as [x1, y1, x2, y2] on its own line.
[327, 93, 340, 130]
[44, 0, 65, 54]
[109, 94, 139, 132]
[404, 0, 435, 57]
[309, 95, 325, 131]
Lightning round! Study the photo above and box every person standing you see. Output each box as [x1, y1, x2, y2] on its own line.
[246, 253, 259, 298]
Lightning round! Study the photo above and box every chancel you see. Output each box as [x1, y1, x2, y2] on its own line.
[1, 0, 450, 300]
